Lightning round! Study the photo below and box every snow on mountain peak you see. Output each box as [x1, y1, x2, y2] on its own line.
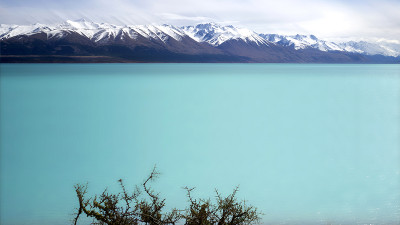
[0, 19, 190, 43]
[337, 41, 400, 57]
[260, 33, 343, 51]
[59, 19, 102, 31]
[0, 20, 399, 57]
[0, 23, 57, 39]
[182, 23, 269, 46]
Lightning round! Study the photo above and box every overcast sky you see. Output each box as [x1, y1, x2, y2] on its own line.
[1, 0, 399, 41]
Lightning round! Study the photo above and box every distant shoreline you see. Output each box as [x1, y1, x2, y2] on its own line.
[1, 55, 399, 64]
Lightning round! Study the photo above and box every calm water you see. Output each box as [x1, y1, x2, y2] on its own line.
[1, 64, 399, 225]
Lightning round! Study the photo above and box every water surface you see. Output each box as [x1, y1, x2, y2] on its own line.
[1, 64, 399, 225]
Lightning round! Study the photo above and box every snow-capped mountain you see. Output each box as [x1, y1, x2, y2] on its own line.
[259, 33, 400, 57]
[337, 41, 400, 57]
[0, 19, 189, 44]
[1, 19, 399, 63]
[0, 23, 55, 39]
[260, 34, 343, 52]
[182, 23, 269, 46]
[1, 20, 270, 47]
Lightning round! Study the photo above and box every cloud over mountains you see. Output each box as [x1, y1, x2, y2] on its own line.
[1, 0, 399, 41]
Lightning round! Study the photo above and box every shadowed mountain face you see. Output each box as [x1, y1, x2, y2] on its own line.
[1, 20, 399, 63]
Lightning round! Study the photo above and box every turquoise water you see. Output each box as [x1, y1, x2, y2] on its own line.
[0, 64, 399, 225]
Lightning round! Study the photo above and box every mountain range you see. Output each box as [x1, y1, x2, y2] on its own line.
[1, 19, 399, 63]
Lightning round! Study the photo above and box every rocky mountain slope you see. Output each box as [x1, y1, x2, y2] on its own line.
[1, 19, 399, 63]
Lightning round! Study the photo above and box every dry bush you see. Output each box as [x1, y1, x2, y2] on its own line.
[73, 167, 260, 225]
[183, 186, 260, 225]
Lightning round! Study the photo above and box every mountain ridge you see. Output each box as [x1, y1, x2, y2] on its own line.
[1, 19, 399, 63]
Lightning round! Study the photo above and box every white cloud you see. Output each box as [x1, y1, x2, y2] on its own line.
[158, 13, 215, 25]
[0, 0, 399, 40]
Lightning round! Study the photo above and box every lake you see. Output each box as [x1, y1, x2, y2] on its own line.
[1, 64, 399, 225]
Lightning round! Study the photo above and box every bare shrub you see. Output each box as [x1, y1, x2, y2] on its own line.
[73, 167, 261, 225]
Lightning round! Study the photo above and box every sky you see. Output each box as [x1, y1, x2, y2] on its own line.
[1, 0, 400, 41]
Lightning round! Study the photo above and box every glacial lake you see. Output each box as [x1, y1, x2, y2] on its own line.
[1, 63, 399, 225]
